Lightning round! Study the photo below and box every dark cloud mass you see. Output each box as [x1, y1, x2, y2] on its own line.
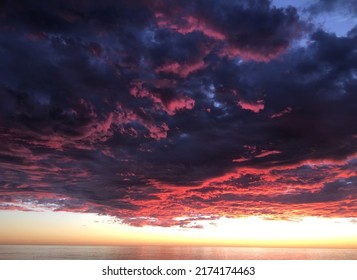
[0, 0, 356, 227]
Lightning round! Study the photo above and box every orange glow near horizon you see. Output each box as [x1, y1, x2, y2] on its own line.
[1, 210, 357, 248]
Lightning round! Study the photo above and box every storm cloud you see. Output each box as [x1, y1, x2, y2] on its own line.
[0, 0, 356, 227]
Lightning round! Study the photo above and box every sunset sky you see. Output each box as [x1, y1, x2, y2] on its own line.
[1, 0, 357, 248]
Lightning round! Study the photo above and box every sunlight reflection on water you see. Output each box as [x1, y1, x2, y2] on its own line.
[0, 245, 356, 260]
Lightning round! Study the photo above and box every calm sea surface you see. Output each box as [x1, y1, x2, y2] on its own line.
[0, 245, 356, 260]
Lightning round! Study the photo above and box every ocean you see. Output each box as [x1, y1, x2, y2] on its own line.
[0, 245, 356, 260]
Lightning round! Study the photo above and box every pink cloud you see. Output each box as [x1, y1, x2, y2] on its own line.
[270, 107, 293, 119]
[2, 156, 356, 228]
[219, 45, 286, 62]
[155, 14, 225, 40]
[232, 157, 248, 163]
[156, 60, 206, 78]
[255, 150, 282, 158]
[130, 83, 161, 103]
[237, 99, 265, 113]
[98, 113, 113, 133]
[145, 122, 169, 141]
[271, 107, 293, 119]
[130, 82, 195, 116]
[165, 96, 195, 116]
[154, 12, 299, 62]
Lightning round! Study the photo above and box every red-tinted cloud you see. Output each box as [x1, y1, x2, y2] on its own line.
[153, 0, 305, 62]
[156, 60, 206, 78]
[130, 82, 195, 116]
[237, 99, 265, 113]
[0, 0, 357, 228]
[271, 107, 293, 119]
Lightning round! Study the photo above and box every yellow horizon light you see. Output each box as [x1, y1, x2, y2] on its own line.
[0, 210, 356, 248]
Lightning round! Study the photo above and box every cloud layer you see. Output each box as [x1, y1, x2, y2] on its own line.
[0, 0, 356, 227]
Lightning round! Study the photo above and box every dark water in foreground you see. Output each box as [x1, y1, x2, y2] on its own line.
[0, 245, 356, 260]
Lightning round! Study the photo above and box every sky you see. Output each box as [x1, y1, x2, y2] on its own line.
[0, 0, 357, 248]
